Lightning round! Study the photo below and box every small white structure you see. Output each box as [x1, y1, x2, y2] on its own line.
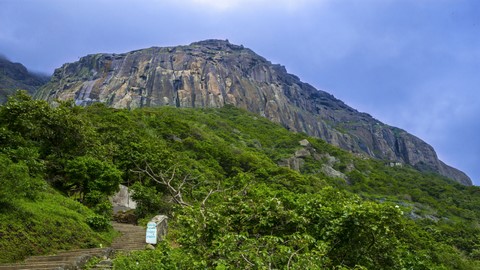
[146, 222, 158, 244]
[146, 215, 168, 245]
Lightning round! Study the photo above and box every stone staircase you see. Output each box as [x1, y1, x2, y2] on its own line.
[0, 222, 146, 270]
[109, 222, 145, 252]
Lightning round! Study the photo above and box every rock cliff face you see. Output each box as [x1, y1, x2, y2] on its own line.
[35, 39, 472, 185]
[0, 56, 49, 103]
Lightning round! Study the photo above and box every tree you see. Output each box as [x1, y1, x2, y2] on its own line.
[64, 155, 122, 206]
[0, 91, 98, 186]
[0, 154, 43, 206]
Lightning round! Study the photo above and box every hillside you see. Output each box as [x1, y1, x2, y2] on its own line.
[0, 93, 116, 263]
[0, 56, 48, 103]
[34, 39, 471, 185]
[0, 176, 115, 263]
[2, 93, 479, 268]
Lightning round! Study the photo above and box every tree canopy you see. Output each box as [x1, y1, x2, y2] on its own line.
[1, 92, 480, 268]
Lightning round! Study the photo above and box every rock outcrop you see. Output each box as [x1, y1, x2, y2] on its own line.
[0, 56, 49, 103]
[35, 39, 472, 185]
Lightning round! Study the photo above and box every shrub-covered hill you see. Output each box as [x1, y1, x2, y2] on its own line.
[0, 186, 116, 263]
[1, 92, 480, 268]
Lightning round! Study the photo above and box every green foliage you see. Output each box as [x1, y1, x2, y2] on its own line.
[64, 155, 122, 202]
[86, 214, 111, 231]
[0, 153, 44, 205]
[1, 94, 480, 268]
[0, 92, 99, 187]
[173, 186, 412, 269]
[0, 93, 115, 261]
[83, 256, 103, 270]
[81, 104, 479, 269]
[0, 188, 115, 263]
[113, 242, 178, 269]
[130, 182, 170, 218]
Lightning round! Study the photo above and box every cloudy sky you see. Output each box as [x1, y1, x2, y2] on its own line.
[1, 0, 479, 184]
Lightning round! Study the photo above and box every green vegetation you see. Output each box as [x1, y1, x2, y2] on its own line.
[0, 92, 115, 262]
[0, 187, 116, 263]
[1, 91, 480, 268]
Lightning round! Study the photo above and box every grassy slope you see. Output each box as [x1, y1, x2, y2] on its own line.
[0, 187, 115, 263]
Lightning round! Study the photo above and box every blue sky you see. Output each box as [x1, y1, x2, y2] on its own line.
[1, 0, 479, 184]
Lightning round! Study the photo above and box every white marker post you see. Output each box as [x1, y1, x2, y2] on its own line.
[146, 221, 157, 245]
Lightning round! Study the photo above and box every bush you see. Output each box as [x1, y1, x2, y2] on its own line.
[64, 155, 122, 206]
[0, 154, 44, 206]
[86, 215, 111, 231]
[113, 242, 178, 269]
[131, 182, 170, 218]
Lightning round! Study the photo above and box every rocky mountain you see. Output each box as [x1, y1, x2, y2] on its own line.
[35, 39, 472, 185]
[0, 56, 49, 103]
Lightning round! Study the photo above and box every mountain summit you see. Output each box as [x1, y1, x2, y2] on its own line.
[35, 39, 472, 185]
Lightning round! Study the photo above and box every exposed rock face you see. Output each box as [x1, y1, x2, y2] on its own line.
[0, 56, 49, 103]
[111, 184, 137, 213]
[35, 39, 472, 185]
[280, 139, 349, 181]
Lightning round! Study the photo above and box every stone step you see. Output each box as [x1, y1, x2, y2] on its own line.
[113, 240, 144, 243]
[113, 244, 144, 247]
[113, 234, 144, 238]
[24, 249, 110, 263]
[112, 248, 144, 251]
[0, 222, 149, 270]
[0, 262, 68, 270]
[113, 248, 144, 251]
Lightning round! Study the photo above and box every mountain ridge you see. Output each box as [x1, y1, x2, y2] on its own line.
[0, 57, 49, 103]
[34, 39, 472, 185]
